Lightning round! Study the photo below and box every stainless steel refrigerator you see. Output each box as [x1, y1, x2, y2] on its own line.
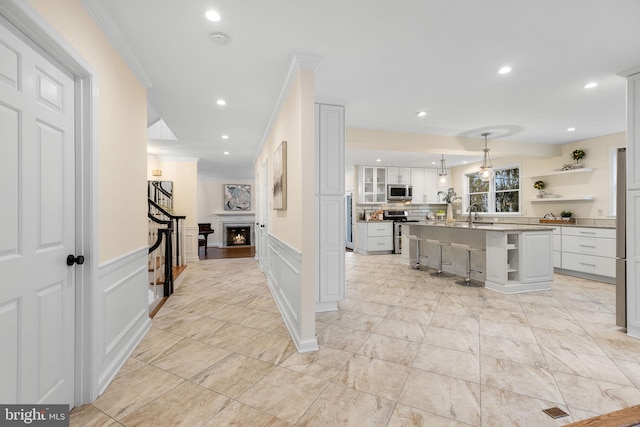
[616, 147, 627, 328]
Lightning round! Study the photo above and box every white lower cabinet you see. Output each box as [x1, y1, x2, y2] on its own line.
[552, 227, 562, 268]
[556, 226, 616, 280]
[562, 252, 616, 278]
[356, 222, 393, 254]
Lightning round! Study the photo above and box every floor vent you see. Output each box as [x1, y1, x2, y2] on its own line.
[542, 407, 569, 419]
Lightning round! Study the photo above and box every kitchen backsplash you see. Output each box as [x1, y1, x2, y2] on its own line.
[357, 202, 451, 221]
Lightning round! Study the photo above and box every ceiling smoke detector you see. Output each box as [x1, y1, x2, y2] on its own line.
[210, 32, 230, 46]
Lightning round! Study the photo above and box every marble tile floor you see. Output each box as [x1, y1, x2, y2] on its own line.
[71, 253, 640, 426]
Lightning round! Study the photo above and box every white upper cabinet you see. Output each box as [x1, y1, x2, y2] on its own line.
[410, 168, 439, 203]
[387, 167, 411, 184]
[359, 166, 387, 203]
[411, 168, 426, 202]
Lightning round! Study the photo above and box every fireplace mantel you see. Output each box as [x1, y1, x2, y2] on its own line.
[213, 211, 255, 216]
[210, 212, 255, 247]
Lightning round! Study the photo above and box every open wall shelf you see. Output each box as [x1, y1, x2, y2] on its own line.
[530, 196, 595, 203]
[529, 168, 594, 180]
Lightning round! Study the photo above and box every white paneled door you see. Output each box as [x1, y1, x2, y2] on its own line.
[259, 159, 269, 269]
[0, 20, 76, 405]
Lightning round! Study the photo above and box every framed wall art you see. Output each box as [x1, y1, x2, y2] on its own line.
[224, 184, 251, 211]
[272, 141, 287, 210]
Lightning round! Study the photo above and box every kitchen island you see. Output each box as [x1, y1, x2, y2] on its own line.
[404, 222, 554, 294]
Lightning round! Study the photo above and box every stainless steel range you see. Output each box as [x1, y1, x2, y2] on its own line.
[383, 210, 418, 254]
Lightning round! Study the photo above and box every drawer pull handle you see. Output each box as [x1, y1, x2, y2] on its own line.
[579, 231, 596, 235]
[579, 262, 596, 267]
[579, 245, 597, 248]
[377, 243, 385, 245]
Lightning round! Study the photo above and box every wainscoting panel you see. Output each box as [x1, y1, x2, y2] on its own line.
[96, 246, 151, 394]
[183, 226, 199, 263]
[265, 234, 316, 351]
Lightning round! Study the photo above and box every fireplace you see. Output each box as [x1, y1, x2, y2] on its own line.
[222, 223, 253, 247]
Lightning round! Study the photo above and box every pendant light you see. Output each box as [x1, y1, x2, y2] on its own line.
[437, 154, 449, 186]
[478, 132, 494, 182]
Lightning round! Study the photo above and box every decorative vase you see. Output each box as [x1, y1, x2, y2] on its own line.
[537, 189, 544, 198]
[446, 203, 454, 223]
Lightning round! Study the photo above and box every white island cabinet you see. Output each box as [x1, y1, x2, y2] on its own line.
[405, 222, 553, 294]
[485, 230, 553, 293]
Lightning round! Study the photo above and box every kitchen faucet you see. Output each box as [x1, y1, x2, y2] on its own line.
[467, 203, 480, 226]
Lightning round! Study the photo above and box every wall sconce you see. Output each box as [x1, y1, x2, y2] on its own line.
[152, 169, 162, 177]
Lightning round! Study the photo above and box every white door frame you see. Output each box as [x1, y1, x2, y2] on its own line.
[0, 0, 97, 406]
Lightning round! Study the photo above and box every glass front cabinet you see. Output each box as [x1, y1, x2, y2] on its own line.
[360, 166, 387, 203]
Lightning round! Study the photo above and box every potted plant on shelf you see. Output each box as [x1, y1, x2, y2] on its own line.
[437, 188, 461, 223]
[534, 180, 546, 198]
[560, 210, 573, 221]
[572, 149, 586, 168]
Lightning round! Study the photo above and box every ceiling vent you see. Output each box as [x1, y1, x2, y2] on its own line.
[210, 32, 230, 46]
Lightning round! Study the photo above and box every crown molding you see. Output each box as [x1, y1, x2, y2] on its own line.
[618, 66, 640, 78]
[253, 54, 323, 163]
[81, 0, 152, 89]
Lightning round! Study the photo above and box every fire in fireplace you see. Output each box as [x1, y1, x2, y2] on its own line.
[226, 226, 251, 246]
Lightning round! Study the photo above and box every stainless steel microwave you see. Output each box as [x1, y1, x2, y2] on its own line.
[387, 184, 412, 201]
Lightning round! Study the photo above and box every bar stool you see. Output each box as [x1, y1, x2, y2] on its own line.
[426, 239, 452, 277]
[407, 235, 426, 270]
[451, 242, 484, 287]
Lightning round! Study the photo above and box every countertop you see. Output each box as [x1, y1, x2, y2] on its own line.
[357, 219, 615, 229]
[408, 221, 555, 232]
[471, 221, 615, 230]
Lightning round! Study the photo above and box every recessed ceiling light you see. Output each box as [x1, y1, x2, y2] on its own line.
[216, 99, 226, 106]
[223, 151, 229, 155]
[431, 161, 436, 165]
[205, 10, 221, 22]
[584, 82, 598, 89]
[567, 127, 576, 132]
[498, 66, 512, 74]
[376, 158, 381, 162]
[417, 111, 427, 117]
[463, 161, 468, 164]
[222, 135, 229, 139]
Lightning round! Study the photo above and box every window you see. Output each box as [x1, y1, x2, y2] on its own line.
[466, 166, 520, 213]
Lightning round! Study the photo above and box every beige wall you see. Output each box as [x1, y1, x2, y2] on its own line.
[197, 178, 255, 222]
[254, 66, 316, 343]
[255, 74, 304, 249]
[30, 0, 148, 263]
[450, 132, 625, 218]
[147, 157, 198, 227]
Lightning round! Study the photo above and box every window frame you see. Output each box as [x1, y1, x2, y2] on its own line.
[464, 163, 522, 216]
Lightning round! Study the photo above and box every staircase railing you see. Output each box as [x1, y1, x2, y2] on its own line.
[148, 199, 186, 267]
[148, 214, 173, 300]
[148, 180, 173, 212]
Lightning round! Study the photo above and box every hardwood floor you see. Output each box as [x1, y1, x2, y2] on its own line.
[199, 246, 255, 259]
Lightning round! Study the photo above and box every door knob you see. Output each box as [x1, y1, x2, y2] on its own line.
[67, 254, 85, 266]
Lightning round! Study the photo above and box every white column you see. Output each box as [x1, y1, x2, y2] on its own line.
[315, 104, 345, 311]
